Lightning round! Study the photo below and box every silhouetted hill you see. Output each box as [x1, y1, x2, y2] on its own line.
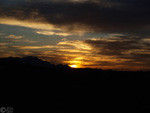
[0, 56, 150, 113]
[0, 56, 70, 68]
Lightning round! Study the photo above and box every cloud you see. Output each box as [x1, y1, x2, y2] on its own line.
[0, 43, 11, 46]
[35, 30, 71, 36]
[0, 17, 59, 31]
[0, 17, 87, 36]
[1, 39, 94, 67]
[35, 30, 84, 36]
[1, 0, 150, 34]
[5, 35, 24, 39]
[85, 36, 149, 56]
[21, 40, 38, 43]
[0, 35, 150, 70]
[141, 38, 150, 44]
[84, 35, 150, 69]
[0, 33, 5, 35]
[9, 45, 61, 50]
[56, 36, 150, 70]
[57, 40, 92, 50]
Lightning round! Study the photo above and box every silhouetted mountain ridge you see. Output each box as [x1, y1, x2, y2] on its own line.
[1, 56, 150, 113]
[0, 56, 70, 68]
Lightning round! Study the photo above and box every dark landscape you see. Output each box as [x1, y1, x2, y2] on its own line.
[0, 56, 150, 113]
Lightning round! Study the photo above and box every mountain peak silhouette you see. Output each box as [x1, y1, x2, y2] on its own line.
[20, 56, 55, 68]
[0, 56, 69, 68]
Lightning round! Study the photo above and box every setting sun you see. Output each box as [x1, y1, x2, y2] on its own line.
[70, 65, 78, 68]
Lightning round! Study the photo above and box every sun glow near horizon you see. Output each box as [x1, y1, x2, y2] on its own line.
[70, 64, 78, 68]
[68, 60, 82, 68]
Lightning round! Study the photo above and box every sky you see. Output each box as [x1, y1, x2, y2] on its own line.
[0, 0, 150, 71]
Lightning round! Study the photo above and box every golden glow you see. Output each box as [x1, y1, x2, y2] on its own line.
[70, 65, 78, 68]
[0, 17, 87, 36]
[68, 59, 83, 68]
[0, 17, 58, 30]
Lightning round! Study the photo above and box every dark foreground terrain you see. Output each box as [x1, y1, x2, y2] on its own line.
[0, 57, 150, 113]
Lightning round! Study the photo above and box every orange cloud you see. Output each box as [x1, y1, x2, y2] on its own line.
[10, 45, 59, 49]
[0, 17, 87, 36]
[0, 17, 57, 30]
[0, 35, 150, 70]
[5, 35, 24, 39]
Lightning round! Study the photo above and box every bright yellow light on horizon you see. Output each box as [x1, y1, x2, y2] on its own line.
[70, 65, 78, 68]
[67, 59, 83, 68]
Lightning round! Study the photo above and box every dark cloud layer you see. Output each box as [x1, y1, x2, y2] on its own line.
[1, 0, 150, 33]
[84, 36, 150, 68]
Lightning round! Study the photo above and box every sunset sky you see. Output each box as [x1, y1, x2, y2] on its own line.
[0, 0, 150, 70]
